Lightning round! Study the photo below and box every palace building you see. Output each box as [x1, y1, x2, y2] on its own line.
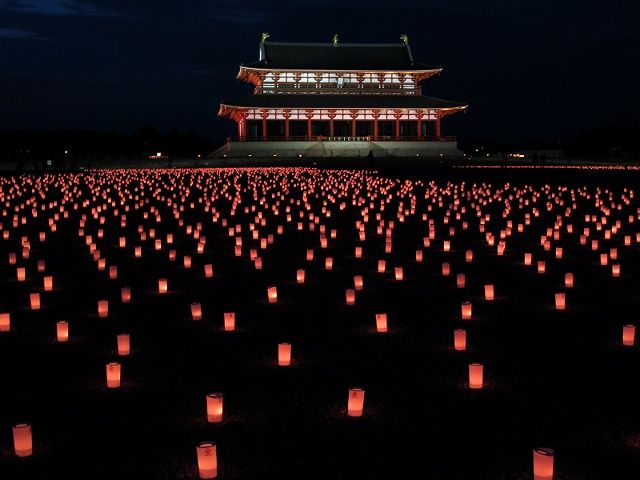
[213, 34, 467, 159]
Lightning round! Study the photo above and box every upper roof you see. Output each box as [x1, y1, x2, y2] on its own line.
[241, 41, 440, 71]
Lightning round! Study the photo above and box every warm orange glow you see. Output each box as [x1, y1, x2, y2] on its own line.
[121, 287, 131, 303]
[206, 393, 224, 423]
[468, 363, 484, 389]
[278, 343, 292, 366]
[12, 423, 32, 457]
[158, 278, 168, 294]
[612, 263, 620, 277]
[354, 275, 363, 291]
[296, 269, 305, 284]
[461, 301, 472, 320]
[98, 299, 109, 318]
[484, 284, 495, 301]
[109, 266, 118, 279]
[43, 275, 53, 291]
[355, 246, 362, 258]
[56, 321, 69, 342]
[306, 249, 314, 261]
[524, 252, 532, 265]
[346, 288, 355, 305]
[347, 387, 365, 417]
[442, 262, 450, 276]
[106, 362, 121, 388]
[533, 447, 554, 480]
[555, 293, 566, 310]
[134, 246, 142, 257]
[416, 249, 423, 262]
[184, 256, 192, 268]
[377, 259, 386, 273]
[325, 257, 333, 270]
[622, 324, 635, 346]
[443, 240, 451, 251]
[30, 293, 41, 310]
[537, 261, 546, 274]
[394, 267, 403, 281]
[191, 303, 203, 321]
[564, 273, 574, 288]
[117, 333, 130, 356]
[204, 264, 214, 277]
[224, 312, 236, 331]
[454, 329, 466, 351]
[196, 442, 218, 479]
[456, 273, 466, 288]
[0, 312, 10, 332]
[267, 286, 278, 303]
[465, 250, 473, 262]
[17, 267, 26, 281]
[375, 313, 388, 333]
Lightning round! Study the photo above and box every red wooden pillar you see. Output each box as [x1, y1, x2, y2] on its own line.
[328, 110, 336, 138]
[283, 109, 290, 141]
[435, 113, 441, 140]
[416, 111, 423, 140]
[306, 110, 313, 140]
[350, 110, 358, 138]
[394, 111, 402, 140]
[372, 110, 380, 141]
[261, 109, 268, 141]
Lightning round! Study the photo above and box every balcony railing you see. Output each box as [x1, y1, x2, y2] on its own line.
[255, 85, 422, 95]
[232, 135, 456, 142]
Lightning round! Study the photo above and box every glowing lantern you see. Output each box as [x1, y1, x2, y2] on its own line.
[341, 286, 357, 306]
[224, 312, 235, 331]
[524, 253, 532, 265]
[600, 253, 608, 266]
[278, 343, 292, 366]
[533, 447, 554, 480]
[267, 287, 278, 303]
[443, 240, 451, 251]
[468, 363, 484, 389]
[254, 257, 263, 270]
[537, 261, 546, 274]
[375, 313, 388, 333]
[98, 300, 108, 318]
[347, 388, 365, 417]
[56, 321, 69, 342]
[196, 442, 218, 479]
[325, 257, 333, 270]
[377, 260, 386, 273]
[30, 293, 41, 310]
[442, 262, 450, 276]
[456, 273, 465, 288]
[191, 303, 202, 321]
[564, 273, 574, 288]
[117, 333, 130, 356]
[134, 246, 142, 257]
[119, 237, 126, 248]
[206, 393, 224, 423]
[465, 250, 473, 262]
[394, 267, 403, 281]
[461, 301, 472, 320]
[296, 269, 305, 284]
[416, 250, 423, 262]
[184, 256, 192, 268]
[554, 293, 566, 310]
[354, 275, 363, 291]
[204, 264, 213, 278]
[158, 278, 168, 294]
[106, 362, 121, 388]
[612, 264, 620, 277]
[121, 287, 131, 303]
[306, 249, 314, 261]
[355, 246, 362, 258]
[622, 324, 635, 346]
[484, 284, 495, 301]
[454, 329, 466, 351]
[555, 247, 563, 259]
[0, 313, 10, 332]
[17, 267, 25, 281]
[43, 276, 53, 291]
[12, 423, 32, 457]
[109, 266, 118, 279]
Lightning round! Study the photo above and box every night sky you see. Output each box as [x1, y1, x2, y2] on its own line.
[0, 0, 638, 142]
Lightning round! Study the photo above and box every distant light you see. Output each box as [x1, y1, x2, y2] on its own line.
[197, 154, 201, 158]
[298, 154, 302, 158]
[157, 152, 162, 157]
[273, 154, 278, 157]
[248, 154, 252, 157]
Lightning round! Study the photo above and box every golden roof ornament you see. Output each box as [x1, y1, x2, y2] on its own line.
[400, 34, 409, 45]
[261, 32, 270, 43]
[332, 34, 339, 46]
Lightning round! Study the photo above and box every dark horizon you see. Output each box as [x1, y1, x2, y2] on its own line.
[1, 0, 639, 143]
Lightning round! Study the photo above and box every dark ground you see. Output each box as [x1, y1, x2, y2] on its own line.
[0, 167, 639, 479]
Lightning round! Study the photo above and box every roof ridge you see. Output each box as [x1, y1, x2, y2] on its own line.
[265, 41, 407, 47]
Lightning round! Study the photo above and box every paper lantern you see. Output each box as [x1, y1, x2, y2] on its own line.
[0, 313, 10, 332]
[456, 273, 466, 288]
[555, 247, 563, 259]
[537, 261, 546, 274]
[109, 266, 118, 280]
[468, 363, 484, 389]
[345, 289, 355, 305]
[30, 293, 41, 310]
[465, 250, 473, 262]
[622, 324, 635, 346]
[106, 362, 121, 388]
[296, 269, 305, 284]
[169, 250, 176, 261]
[191, 303, 202, 321]
[134, 246, 142, 257]
[17, 267, 26, 281]
[355, 246, 362, 258]
[184, 256, 192, 268]
[564, 273, 574, 288]
[97, 258, 106, 271]
[347, 388, 365, 417]
[461, 301, 472, 320]
[221, 312, 235, 331]
[158, 278, 168, 294]
[442, 262, 450, 276]
[206, 393, 224, 423]
[394, 267, 403, 281]
[12, 423, 32, 457]
[267, 287, 277, 303]
[121, 287, 131, 303]
[254, 257, 263, 269]
[533, 447, 554, 480]
[278, 343, 292, 366]
[377, 259, 386, 273]
[524, 252, 532, 265]
[555, 293, 566, 310]
[56, 321, 69, 342]
[119, 237, 126, 248]
[612, 264, 620, 277]
[484, 284, 495, 301]
[354, 275, 363, 291]
[443, 240, 451, 252]
[204, 264, 213, 278]
[196, 442, 218, 479]
[117, 333, 130, 356]
[375, 313, 388, 333]
[454, 329, 466, 351]
[306, 249, 314, 261]
[325, 257, 333, 270]
[416, 249, 423, 262]
[98, 300, 109, 318]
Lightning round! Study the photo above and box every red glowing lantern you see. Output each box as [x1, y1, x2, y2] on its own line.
[554, 293, 566, 310]
[224, 312, 235, 331]
[375, 313, 388, 333]
[533, 447, 554, 480]
[121, 287, 131, 303]
[196, 442, 218, 479]
[117, 333, 130, 356]
[468, 363, 484, 389]
[456, 273, 465, 288]
[347, 388, 365, 417]
[106, 362, 121, 388]
[204, 264, 213, 278]
[537, 261, 546, 274]
[158, 278, 168, 294]
[461, 301, 472, 320]
[30, 293, 41, 310]
[98, 300, 108, 318]
[0, 312, 10, 332]
[442, 262, 450, 276]
[278, 343, 292, 366]
[267, 287, 277, 303]
[191, 303, 202, 321]
[325, 257, 333, 270]
[12, 423, 32, 457]
[454, 329, 466, 351]
[296, 269, 305, 284]
[524, 252, 532, 265]
[377, 259, 386, 273]
[465, 250, 473, 262]
[484, 284, 495, 301]
[354, 275, 363, 291]
[17, 267, 26, 281]
[564, 273, 574, 288]
[57, 321, 69, 342]
[622, 324, 635, 346]
[345, 289, 355, 305]
[206, 393, 223, 423]
[394, 267, 403, 281]
[43, 276, 53, 291]
[612, 263, 620, 277]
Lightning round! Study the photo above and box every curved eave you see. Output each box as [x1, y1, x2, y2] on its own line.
[219, 103, 468, 118]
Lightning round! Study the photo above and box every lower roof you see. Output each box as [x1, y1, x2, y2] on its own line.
[220, 94, 467, 111]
